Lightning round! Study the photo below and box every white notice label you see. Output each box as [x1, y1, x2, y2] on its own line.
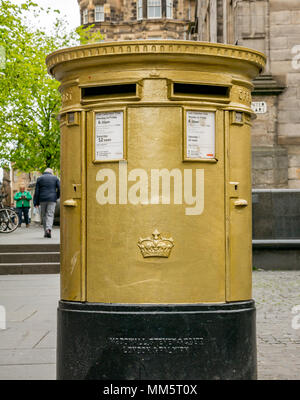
[186, 111, 215, 159]
[95, 111, 124, 161]
[251, 101, 267, 114]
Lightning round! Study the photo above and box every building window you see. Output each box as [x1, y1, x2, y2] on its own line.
[95, 5, 104, 22]
[166, 0, 173, 19]
[137, 0, 143, 20]
[83, 8, 88, 24]
[148, 0, 162, 19]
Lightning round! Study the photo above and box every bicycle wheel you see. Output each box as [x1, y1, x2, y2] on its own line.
[0, 208, 19, 233]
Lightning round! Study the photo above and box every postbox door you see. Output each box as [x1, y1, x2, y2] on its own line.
[60, 116, 84, 301]
[227, 112, 252, 301]
[85, 106, 226, 304]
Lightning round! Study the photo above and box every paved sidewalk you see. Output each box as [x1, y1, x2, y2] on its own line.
[0, 224, 60, 245]
[254, 270, 300, 380]
[0, 274, 58, 379]
[0, 271, 299, 380]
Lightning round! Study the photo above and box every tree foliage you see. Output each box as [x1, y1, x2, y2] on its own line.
[0, 0, 103, 173]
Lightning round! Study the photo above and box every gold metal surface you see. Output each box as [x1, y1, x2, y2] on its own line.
[47, 41, 265, 304]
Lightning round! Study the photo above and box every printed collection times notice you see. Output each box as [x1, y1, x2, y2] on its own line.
[186, 111, 215, 160]
[95, 111, 124, 161]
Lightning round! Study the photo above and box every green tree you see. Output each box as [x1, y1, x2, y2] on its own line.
[0, 0, 103, 173]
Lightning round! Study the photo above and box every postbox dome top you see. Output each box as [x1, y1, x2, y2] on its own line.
[46, 40, 266, 81]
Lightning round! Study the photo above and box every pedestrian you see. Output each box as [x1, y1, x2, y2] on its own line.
[14, 185, 32, 228]
[33, 168, 60, 238]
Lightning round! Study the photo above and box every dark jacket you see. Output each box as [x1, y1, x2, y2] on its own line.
[33, 172, 60, 206]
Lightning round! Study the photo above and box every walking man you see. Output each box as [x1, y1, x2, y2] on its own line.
[33, 168, 60, 238]
[14, 185, 32, 228]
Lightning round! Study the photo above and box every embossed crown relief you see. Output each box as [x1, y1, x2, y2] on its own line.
[138, 229, 174, 258]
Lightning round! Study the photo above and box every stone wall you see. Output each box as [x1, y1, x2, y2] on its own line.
[270, 0, 300, 188]
[1, 169, 40, 207]
[252, 189, 300, 239]
[231, 0, 300, 189]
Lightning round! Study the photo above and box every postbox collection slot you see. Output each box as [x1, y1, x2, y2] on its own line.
[173, 83, 230, 97]
[173, 83, 230, 98]
[81, 84, 137, 99]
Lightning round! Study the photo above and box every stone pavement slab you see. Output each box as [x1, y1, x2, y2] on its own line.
[0, 225, 60, 245]
[0, 364, 55, 380]
[0, 275, 59, 380]
[0, 271, 299, 380]
[0, 348, 56, 365]
[253, 270, 300, 380]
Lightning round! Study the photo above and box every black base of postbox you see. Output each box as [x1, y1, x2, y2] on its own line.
[57, 300, 257, 380]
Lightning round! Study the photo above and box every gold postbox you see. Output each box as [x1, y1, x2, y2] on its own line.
[47, 41, 265, 380]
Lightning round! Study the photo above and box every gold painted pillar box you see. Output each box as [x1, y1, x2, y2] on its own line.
[46, 41, 265, 380]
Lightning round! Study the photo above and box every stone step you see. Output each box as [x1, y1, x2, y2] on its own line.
[0, 243, 61, 275]
[0, 252, 60, 264]
[0, 244, 60, 253]
[0, 262, 60, 275]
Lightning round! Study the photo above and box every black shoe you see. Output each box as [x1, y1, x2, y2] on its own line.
[45, 229, 51, 238]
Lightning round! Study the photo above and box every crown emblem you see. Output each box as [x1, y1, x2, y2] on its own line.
[138, 229, 174, 258]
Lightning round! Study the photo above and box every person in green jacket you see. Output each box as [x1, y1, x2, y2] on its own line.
[14, 185, 32, 228]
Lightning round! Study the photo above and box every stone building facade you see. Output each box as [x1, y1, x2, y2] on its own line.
[77, 0, 300, 189]
[209, 0, 300, 189]
[1, 168, 40, 207]
[196, 0, 300, 188]
[78, 0, 197, 40]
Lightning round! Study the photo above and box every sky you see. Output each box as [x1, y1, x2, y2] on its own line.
[12, 0, 81, 34]
[0, 1, 81, 182]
